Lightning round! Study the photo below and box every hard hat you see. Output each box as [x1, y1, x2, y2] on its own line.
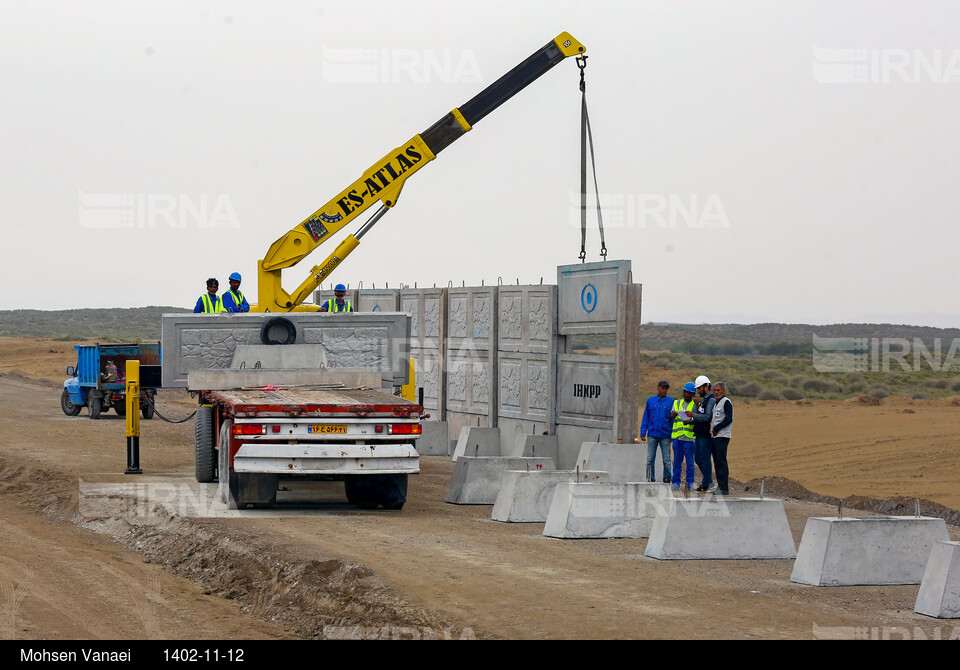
[695, 375, 711, 387]
[229, 272, 242, 282]
[334, 283, 346, 292]
[683, 382, 697, 393]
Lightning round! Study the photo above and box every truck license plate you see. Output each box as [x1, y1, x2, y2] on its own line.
[308, 425, 347, 434]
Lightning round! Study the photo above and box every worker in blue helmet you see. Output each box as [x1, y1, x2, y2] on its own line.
[319, 283, 354, 312]
[222, 272, 250, 313]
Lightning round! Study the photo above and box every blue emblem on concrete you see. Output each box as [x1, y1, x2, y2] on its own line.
[372, 305, 382, 312]
[581, 284, 597, 313]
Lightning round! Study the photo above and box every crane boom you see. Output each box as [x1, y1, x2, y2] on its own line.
[254, 32, 585, 312]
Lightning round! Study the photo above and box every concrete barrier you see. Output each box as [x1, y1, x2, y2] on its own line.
[492, 469, 609, 523]
[508, 434, 559, 463]
[645, 498, 797, 560]
[450, 426, 501, 461]
[445, 457, 556, 505]
[543, 482, 673, 539]
[790, 516, 950, 586]
[574, 442, 652, 484]
[417, 421, 450, 456]
[915, 541, 960, 618]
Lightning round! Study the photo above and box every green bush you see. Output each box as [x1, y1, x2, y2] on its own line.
[780, 388, 803, 400]
[737, 382, 763, 397]
[869, 385, 890, 399]
[803, 378, 840, 393]
[758, 389, 780, 400]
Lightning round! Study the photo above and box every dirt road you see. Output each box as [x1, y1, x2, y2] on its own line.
[2, 339, 959, 640]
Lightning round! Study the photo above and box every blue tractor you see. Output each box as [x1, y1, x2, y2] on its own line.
[61, 343, 161, 420]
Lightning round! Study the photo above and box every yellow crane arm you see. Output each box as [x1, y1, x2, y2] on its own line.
[254, 32, 585, 312]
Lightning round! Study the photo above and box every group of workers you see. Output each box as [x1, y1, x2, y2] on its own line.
[639, 375, 733, 495]
[193, 277, 354, 313]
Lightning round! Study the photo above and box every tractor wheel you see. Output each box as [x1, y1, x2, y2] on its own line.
[88, 395, 102, 420]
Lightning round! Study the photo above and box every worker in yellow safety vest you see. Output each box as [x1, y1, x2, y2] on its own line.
[193, 278, 226, 313]
[319, 283, 354, 312]
[669, 382, 698, 489]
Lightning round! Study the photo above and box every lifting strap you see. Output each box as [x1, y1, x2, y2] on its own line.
[578, 55, 606, 262]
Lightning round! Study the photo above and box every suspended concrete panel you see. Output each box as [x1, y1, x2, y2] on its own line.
[557, 260, 631, 335]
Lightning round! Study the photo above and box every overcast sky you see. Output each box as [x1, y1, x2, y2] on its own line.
[2, 1, 958, 327]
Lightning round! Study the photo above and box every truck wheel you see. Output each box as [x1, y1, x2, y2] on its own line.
[88, 395, 102, 420]
[194, 406, 217, 483]
[141, 399, 155, 420]
[60, 389, 82, 416]
[114, 402, 126, 416]
[217, 419, 240, 509]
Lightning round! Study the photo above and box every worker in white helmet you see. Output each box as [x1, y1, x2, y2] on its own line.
[691, 375, 715, 492]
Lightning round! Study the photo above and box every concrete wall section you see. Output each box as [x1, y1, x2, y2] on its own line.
[445, 457, 556, 505]
[557, 260, 632, 335]
[555, 355, 616, 431]
[161, 313, 410, 388]
[790, 516, 950, 586]
[915, 541, 960, 619]
[543, 482, 673, 539]
[492, 470, 609, 523]
[356, 289, 400, 313]
[645, 498, 797, 560]
[401, 288, 446, 419]
[556, 425, 614, 470]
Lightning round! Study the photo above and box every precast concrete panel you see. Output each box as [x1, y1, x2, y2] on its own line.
[557, 260, 631, 335]
[161, 313, 410, 388]
[915, 541, 960, 619]
[411, 349, 443, 418]
[556, 354, 616, 430]
[356, 289, 400, 313]
[400, 288, 446, 351]
[497, 285, 557, 354]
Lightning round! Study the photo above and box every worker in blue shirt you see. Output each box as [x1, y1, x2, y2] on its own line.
[319, 284, 354, 312]
[222, 272, 250, 313]
[193, 278, 225, 313]
[639, 380, 674, 482]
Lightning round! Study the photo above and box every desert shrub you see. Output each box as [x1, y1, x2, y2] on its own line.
[911, 393, 926, 400]
[650, 354, 674, 368]
[760, 370, 788, 383]
[845, 372, 864, 383]
[791, 375, 807, 387]
[847, 381, 865, 394]
[869, 385, 890, 399]
[803, 378, 840, 393]
[737, 382, 763, 397]
[780, 388, 803, 400]
[758, 390, 780, 401]
[931, 379, 949, 389]
[951, 380, 960, 392]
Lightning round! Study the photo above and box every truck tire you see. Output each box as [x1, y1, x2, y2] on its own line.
[194, 406, 217, 483]
[217, 419, 240, 509]
[88, 394, 102, 420]
[114, 402, 126, 416]
[60, 389, 82, 416]
[141, 398, 155, 420]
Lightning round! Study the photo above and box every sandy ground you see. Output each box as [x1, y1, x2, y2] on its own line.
[1, 337, 959, 640]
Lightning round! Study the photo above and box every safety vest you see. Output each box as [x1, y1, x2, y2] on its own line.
[200, 293, 225, 313]
[326, 298, 353, 313]
[226, 289, 246, 312]
[671, 398, 696, 440]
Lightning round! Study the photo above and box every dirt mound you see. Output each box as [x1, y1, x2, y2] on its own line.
[741, 475, 960, 527]
[0, 455, 471, 639]
[850, 394, 881, 405]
